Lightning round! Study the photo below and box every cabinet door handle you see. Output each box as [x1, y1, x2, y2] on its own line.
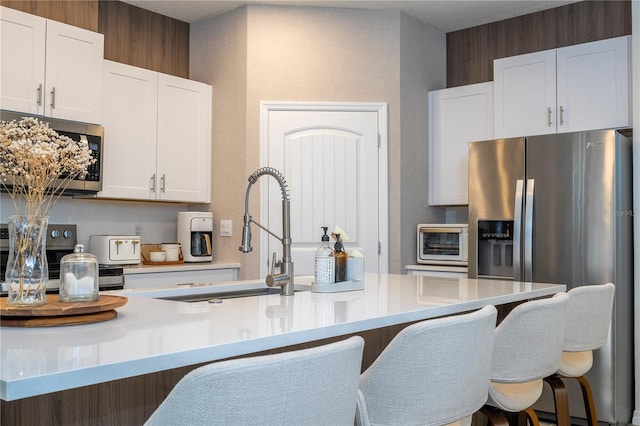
[559, 106, 564, 126]
[547, 107, 552, 127]
[37, 84, 42, 106]
[50, 87, 56, 109]
[160, 174, 166, 192]
[150, 174, 156, 192]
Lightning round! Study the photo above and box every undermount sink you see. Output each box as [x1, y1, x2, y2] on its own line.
[157, 284, 312, 303]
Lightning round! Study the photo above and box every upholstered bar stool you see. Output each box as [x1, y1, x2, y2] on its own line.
[482, 292, 569, 426]
[543, 282, 615, 426]
[355, 305, 498, 426]
[144, 336, 364, 426]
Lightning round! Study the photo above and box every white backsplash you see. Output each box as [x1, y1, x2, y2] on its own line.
[0, 194, 204, 248]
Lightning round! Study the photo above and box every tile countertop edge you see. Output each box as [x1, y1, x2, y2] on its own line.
[0, 275, 565, 401]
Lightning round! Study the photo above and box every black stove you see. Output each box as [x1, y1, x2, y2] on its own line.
[0, 223, 125, 294]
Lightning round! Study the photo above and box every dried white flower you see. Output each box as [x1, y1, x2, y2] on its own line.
[0, 116, 96, 217]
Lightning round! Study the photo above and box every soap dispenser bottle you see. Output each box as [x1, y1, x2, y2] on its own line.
[333, 233, 347, 282]
[315, 227, 335, 285]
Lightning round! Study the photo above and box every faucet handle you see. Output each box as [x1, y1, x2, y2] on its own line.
[271, 252, 276, 275]
[271, 251, 282, 275]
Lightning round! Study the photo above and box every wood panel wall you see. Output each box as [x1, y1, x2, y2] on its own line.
[446, 0, 632, 88]
[0, 0, 98, 31]
[0, 0, 189, 78]
[98, 0, 189, 78]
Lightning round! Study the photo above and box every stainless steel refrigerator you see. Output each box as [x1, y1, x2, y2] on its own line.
[468, 129, 633, 424]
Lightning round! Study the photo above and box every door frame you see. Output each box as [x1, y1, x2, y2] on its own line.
[259, 101, 389, 277]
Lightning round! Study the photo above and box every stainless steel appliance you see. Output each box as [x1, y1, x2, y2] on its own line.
[177, 212, 213, 262]
[468, 129, 633, 423]
[416, 224, 468, 265]
[0, 110, 103, 194]
[0, 223, 124, 294]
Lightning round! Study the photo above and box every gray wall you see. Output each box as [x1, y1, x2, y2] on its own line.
[191, 4, 447, 278]
[399, 12, 447, 273]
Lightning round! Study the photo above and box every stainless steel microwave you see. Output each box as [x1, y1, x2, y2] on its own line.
[417, 224, 468, 265]
[0, 110, 103, 194]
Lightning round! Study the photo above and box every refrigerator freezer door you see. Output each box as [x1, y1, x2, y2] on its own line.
[468, 137, 524, 278]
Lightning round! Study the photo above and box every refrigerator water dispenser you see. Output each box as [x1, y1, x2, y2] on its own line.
[477, 220, 513, 279]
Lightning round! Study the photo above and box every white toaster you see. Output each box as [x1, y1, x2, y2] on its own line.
[89, 235, 142, 265]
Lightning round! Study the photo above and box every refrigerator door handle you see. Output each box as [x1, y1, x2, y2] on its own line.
[523, 179, 535, 282]
[513, 179, 524, 280]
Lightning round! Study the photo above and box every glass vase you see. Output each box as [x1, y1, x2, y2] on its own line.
[5, 215, 49, 306]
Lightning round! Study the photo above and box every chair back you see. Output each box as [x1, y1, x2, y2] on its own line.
[356, 305, 498, 426]
[145, 336, 364, 426]
[564, 283, 615, 351]
[491, 292, 569, 383]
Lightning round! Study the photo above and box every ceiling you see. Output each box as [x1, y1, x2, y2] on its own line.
[120, 0, 579, 33]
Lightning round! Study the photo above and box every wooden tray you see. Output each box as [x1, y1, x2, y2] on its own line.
[142, 260, 185, 266]
[0, 295, 127, 327]
[141, 243, 184, 265]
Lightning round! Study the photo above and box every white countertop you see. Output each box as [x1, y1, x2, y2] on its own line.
[0, 273, 565, 401]
[123, 261, 240, 274]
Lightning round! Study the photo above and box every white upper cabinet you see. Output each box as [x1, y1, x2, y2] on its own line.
[429, 82, 493, 206]
[157, 74, 211, 203]
[494, 36, 629, 138]
[100, 61, 212, 203]
[0, 7, 104, 124]
[556, 36, 630, 133]
[0, 7, 45, 116]
[494, 49, 556, 137]
[101, 60, 158, 200]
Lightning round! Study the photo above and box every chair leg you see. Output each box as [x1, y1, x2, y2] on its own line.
[521, 407, 540, 426]
[480, 406, 510, 426]
[543, 374, 571, 426]
[575, 375, 598, 426]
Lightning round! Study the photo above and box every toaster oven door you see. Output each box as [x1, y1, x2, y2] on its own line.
[418, 227, 465, 263]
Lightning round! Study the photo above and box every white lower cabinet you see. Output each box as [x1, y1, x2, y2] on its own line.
[100, 60, 212, 203]
[494, 35, 630, 138]
[428, 82, 493, 206]
[124, 267, 238, 290]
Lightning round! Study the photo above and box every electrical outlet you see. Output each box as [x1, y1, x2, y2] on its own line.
[131, 222, 142, 235]
[220, 220, 232, 237]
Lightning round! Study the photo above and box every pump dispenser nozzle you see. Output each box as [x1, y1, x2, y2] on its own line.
[333, 233, 347, 282]
[334, 233, 343, 250]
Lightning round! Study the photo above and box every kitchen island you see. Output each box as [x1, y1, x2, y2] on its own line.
[1, 273, 565, 425]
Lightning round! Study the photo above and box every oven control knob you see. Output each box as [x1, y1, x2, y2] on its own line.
[63, 230, 72, 238]
[51, 230, 60, 238]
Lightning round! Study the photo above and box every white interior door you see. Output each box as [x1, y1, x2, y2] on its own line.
[261, 102, 387, 278]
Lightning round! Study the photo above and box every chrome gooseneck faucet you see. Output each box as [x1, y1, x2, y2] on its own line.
[239, 167, 294, 296]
